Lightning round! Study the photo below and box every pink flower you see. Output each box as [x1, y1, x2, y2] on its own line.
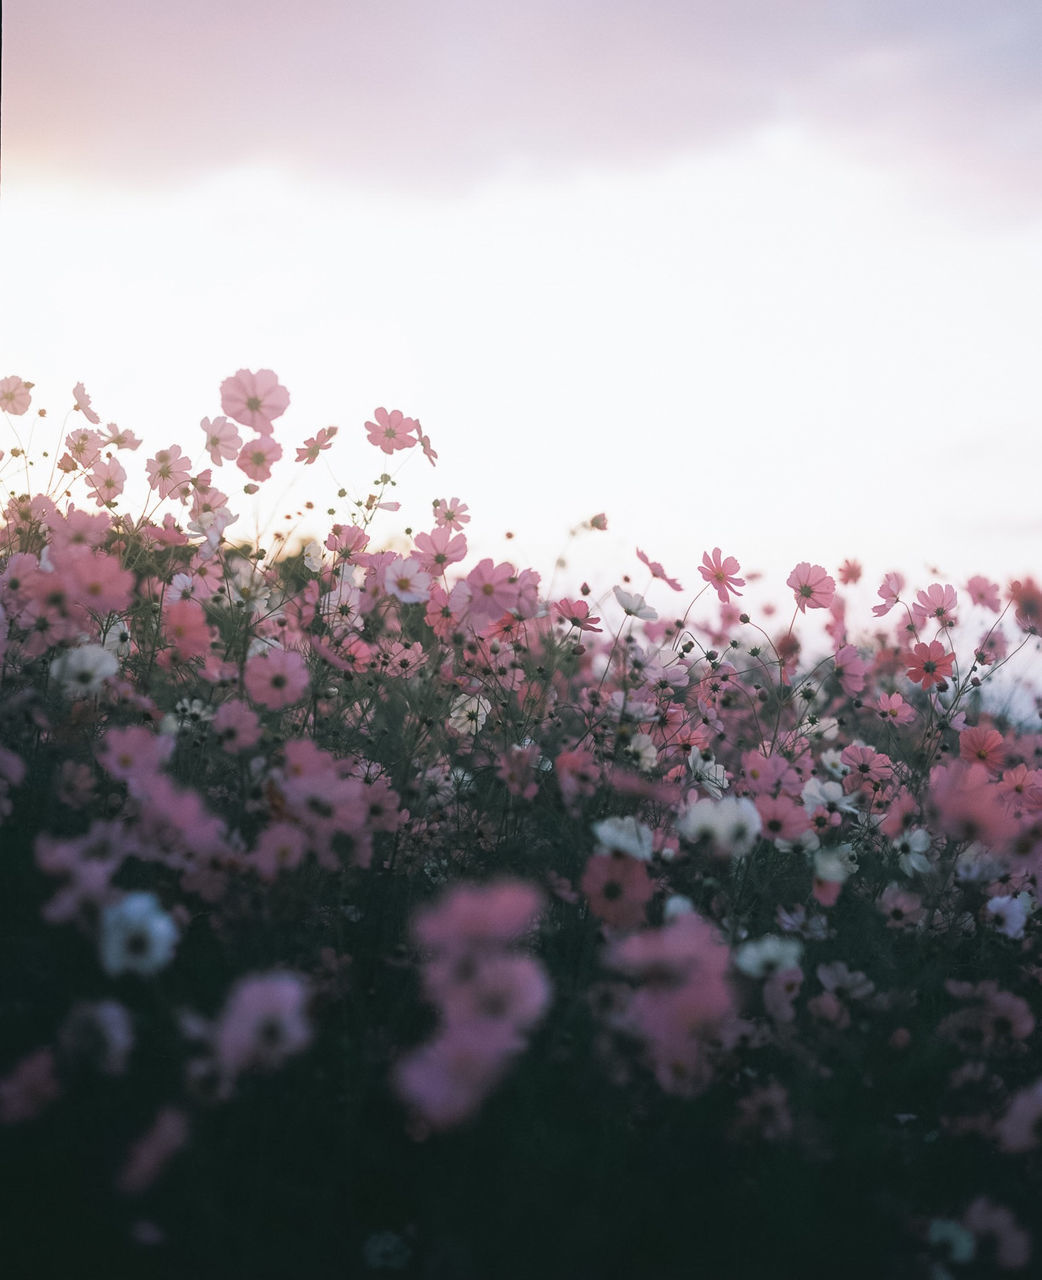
[871, 571, 905, 618]
[212, 699, 262, 753]
[214, 972, 312, 1086]
[554, 597, 602, 632]
[787, 562, 836, 613]
[413, 881, 544, 953]
[146, 446, 192, 500]
[837, 559, 862, 585]
[244, 647, 309, 710]
[966, 574, 1001, 611]
[115, 1106, 189, 1196]
[365, 407, 418, 454]
[85, 457, 127, 507]
[220, 369, 290, 435]
[0, 376, 32, 415]
[384, 555, 432, 604]
[200, 415, 242, 466]
[581, 852, 654, 929]
[698, 547, 745, 603]
[1009, 577, 1042, 634]
[432, 497, 470, 529]
[911, 582, 958, 631]
[413, 423, 438, 466]
[393, 1022, 520, 1131]
[72, 381, 101, 424]
[636, 547, 682, 592]
[296, 425, 337, 464]
[236, 435, 283, 482]
[832, 643, 867, 696]
[413, 526, 467, 575]
[905, 640, 955, 689]
[876, 692, 915, 725]
[959, 725, 1005, 774]
[466, 558, 518, 625]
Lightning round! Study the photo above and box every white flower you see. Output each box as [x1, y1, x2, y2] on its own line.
[676, 795, 761, 858]
[985, 893, 1033, 940]
[819, 748, 848, 779]
[50, 644, 119, 698]
[802, 777, 859, 815]
[663, 894, 695, 920]
[447, 694, 490, 736]
[624, 732, 658, 772]
[734, 934, 802, 978]
[99, 892, 179, 977]
[612, 587, 657, 621]
[689, 754, 729, 798]
[592, 815, 654, 861]
[893, 827, 933, 877]
[814, 845, 856, 885]
[303, 540, 324, 571]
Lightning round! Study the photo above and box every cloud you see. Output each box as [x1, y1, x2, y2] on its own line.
[5, 1, 1042, 212]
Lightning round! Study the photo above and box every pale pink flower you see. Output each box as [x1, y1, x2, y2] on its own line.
[85, 457, 127, 507]
[236, 435, 282, 482]
[102, 423, 142, 451]
[365, 407, 418, 454]
[72, 381, 101, 424]
[432, 497, 470, 529]
[0, 376, 32, 415]
[296, 425, 337, 464]
[146, 446, 192, 500]
[384, 555, 432, 604]
[787, 562, 836, 613]
[413, 526, 467, 575]
[200, 415, 242, 466]
[220, 369, 290, 434]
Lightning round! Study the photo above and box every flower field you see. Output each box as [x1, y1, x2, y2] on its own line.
[2, 370, 1042, 1278]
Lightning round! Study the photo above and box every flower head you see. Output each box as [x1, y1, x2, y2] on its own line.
[787, 562, 836, 613]
[220, 369, 289, 435]
[699, 547, 745, 603]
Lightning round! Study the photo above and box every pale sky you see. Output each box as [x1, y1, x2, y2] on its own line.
[3, 2, 1041, 599]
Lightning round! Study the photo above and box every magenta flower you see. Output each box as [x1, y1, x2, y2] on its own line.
[698, 547, 745, 603]
[786, 562, 836, 613]
[220, 369, 289, 434]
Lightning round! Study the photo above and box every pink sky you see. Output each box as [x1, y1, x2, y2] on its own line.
[6, 1, 1042, 211]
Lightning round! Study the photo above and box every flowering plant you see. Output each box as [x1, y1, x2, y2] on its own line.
[1, 371, 1041, 1277]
